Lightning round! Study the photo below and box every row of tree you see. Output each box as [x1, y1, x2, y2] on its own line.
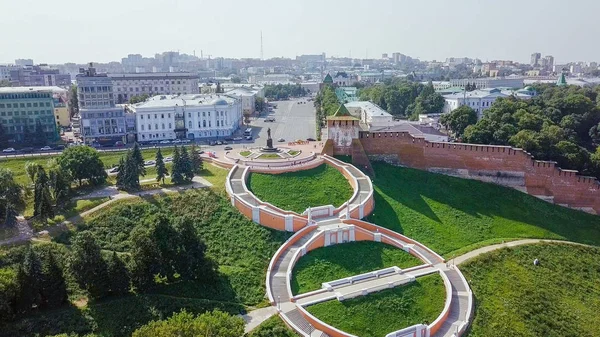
[264, 84, 308, 100]
[0, 214, 213, 321]
[26, 160, 71, 223]
[441, 84, 600, 177]
[358, 80, 445, 120]
[115, 144, 203, 190]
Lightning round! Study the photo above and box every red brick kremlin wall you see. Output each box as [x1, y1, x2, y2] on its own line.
[358, 131, 600, 214]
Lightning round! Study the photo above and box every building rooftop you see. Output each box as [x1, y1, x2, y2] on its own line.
[370, 122, 447, 142]
[131, 94, 238, 110]
[0, 86, 67, 94]
[345, 101, 392, 117]
[108, 72, 197, 79]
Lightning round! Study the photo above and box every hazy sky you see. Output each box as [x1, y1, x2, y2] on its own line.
[1, 0, 599, 65]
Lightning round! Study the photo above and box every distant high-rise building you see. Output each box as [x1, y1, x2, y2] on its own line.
[392, 52, 406, 64]
[381, 53, 388, 59]
[544, 55, 554, 70]
[530, 52, 541, 67]
[15, 59, 33, 67]
[9, 65, 71, 87]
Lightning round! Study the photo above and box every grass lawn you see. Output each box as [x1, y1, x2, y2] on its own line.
[288, 150, 300, 156]
[291, 241, 422, 294]
[248, 315, 297, 337]
[306, 274, 445, 337]
[61, 197, 111, 219]
[258, 153, 282, 159]
[461, 243, 600, 337]
[367, 162, 600, 257]
[240, 150, 252, 157]
[248, 164, 353, 214]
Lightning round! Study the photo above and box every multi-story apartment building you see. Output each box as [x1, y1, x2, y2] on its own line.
[442, 87, 536, 118]
[9, 65, 71, 87]
[76, 64, 127, 145]
[0, 87, 58, 142]
[450, 77, 524, 89]
[109, 72, 199, 103]
[131, 94, 242, 142]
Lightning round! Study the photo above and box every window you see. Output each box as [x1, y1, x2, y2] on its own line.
[208, 111, 211, 117]
[161, 114, 164, 118]
[188, 112, 191, 118]
[154, 114, 157, 119]
[188, 121, 192, 128]
[148, 124, 151, 130]
[168, 113, 171, 118]
[202, 111, 205, 117]
[162, 123, 165, 129]
[155, 124, 158, 130]
[141, 115, 144, 120]
[203, 120, 206, 127]
[169, 123, 172, 128]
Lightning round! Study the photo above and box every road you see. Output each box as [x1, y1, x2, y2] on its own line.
[250, 98, 316, 145]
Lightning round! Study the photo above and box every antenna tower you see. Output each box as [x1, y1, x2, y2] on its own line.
[260, 31, 264, 60]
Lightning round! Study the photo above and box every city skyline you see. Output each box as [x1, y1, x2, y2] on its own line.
[2, 0, 600, 65]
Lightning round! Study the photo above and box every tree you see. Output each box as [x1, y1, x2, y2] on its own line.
[0, 267, 19, 320]
[24, 161, 43, 185]
[16, 247, 42, 314]
[46, 159, 70, 205]
[132, 310, 244, 337]
[180, 147, 194, 181]
[33, 120, 47, 146]
[39, 250, 68, 308]
[58, 146, 107, 187]
[120, 151, 140, 190]
[115, 156, 126, 189]
[129, 225, 162, 291]
[22, 124, 34, 146]
[0, 124, 9, 149]
[0, 168, 25, 225]
[33, 167, 53, 221]
[131, 143, 146, 177]
[129, 94, 150, 104]
[68, 231, 109, 299]
[255, 96, 266, 112]
[231, 76, 241, 83]
[69, 85, 79, 118]
[0, 80, 11, 87]
[384, 89, 404, 115]
[155, 148, 168, 184]
[171, 218, 213, 280]
[440, 106, 478, 138]
[170, 146, 184, 185]
[106, 252, 130, 296]
[189, 145, 203, 174]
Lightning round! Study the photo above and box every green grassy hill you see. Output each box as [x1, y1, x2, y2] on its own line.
[248, 164, 353, 214]
[462, 243, 600, 337]
[367, 162, 600, 257]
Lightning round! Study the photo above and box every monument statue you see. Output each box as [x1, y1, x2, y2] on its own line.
[266, 127, 273, 149]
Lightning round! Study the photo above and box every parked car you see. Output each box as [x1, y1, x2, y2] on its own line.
[233, 137, 243, 141]
[224, 137, 234, 141]
[221, 141, 228, 145]
[109, 167, 119, 173]
[172, 139, 182, 144]
[2, 148, 16, 153]
[197, 150, 204, 154]
[150, 140, 159, 145]
[20, 147, 34, 153]
[182, 139, 191, 143]
[224, 146, 233, 150]
[144, 160, 156, 166]
[159, 140, 171, 144]
[245, 136, 253, 140]
[306, 138, 316, 141]
[55, 145, 65, 150]
[114, 141, 124, 147]
[164, 156, 173, 162]
[278, 138, 285, 142]
[40, 146, 52, 151]
[216, 141, 223, 145]
[265, 117, 275, 122]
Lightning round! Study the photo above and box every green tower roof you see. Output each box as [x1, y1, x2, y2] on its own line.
[333, 104, 351, 117]
[556, 73, 567, 86]
[323, 73, 333, 83]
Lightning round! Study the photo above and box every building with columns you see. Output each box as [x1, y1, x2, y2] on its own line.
[109, 72, 199, 103]
[131, 94, 242, 142]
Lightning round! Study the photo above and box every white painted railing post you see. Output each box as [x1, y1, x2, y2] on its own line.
[345, 201, 351, 220]
[307, 207, 312, 223]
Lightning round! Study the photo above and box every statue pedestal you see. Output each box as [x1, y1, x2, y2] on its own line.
[266, 138, 273, 149]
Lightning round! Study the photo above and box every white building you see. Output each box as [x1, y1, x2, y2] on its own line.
[345, 101, 393, 128]
[225, 87, 257, 115]
[450, 77, 524, 89]
[131, 94, 242, 142]
[109, 72, 199, 104]
[442, 87, 536, 118]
